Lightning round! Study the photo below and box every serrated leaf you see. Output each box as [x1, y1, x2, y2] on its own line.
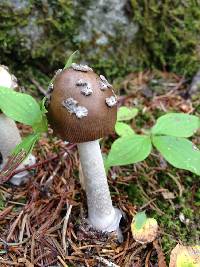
[106, 135, 152, 168]
[0, 86, 42, 126]
[12, 133, 40, 159]
[134, 211, 147, 230]
[64, 50, 79, 69]
[151, 113, 199, 137]
[117, 107, 138, 121]
[115, 122, 135, 136]
[152, 135, 200, 175]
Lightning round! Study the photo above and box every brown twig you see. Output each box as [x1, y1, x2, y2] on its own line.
[0, 144, 76, 185]
[153, 239, 167, 267]
[30, 77, 48, 96]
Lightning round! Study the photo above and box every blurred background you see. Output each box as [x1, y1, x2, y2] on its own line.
[1, 0, 200, 90]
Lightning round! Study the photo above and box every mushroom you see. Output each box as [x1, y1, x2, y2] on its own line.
[48, 64, 122, 233]
[0, 65, 36, 185]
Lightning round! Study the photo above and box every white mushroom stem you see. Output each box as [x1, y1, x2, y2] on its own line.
[0, 65, 36, 185]
[77, 140, 122, 232]
[0, 114, 22, 160]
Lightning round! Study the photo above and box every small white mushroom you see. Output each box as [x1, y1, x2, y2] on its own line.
[105, 96, 117, 107]
[72, 63, 93, 72]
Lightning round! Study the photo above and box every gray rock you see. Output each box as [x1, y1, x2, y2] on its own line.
[0, 0, 138, 80]
[1, 0, 44, 51]
[74, 0, 138, 46]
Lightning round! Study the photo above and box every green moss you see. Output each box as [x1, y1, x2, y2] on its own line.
[1, 1, 200, 89]
[131, 0, 200, 77]
[119, 138, 200, 263]
[79, 35, 140, 80]
[0, 0, 81, 89]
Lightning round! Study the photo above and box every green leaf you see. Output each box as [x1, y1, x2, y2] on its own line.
[151, 113, 199, 137]
[0, 86, 42, 126]
[63, 50, 79, 69]
[40, 97, 48, 114]
[32, 115, 48, 133]
[117, 107, 138, 121]
[12, 133, 40, 158]
[31, 97, 48, 133]
[106, 135, 152, 168]
[115, 122, 135, 136]
[134, 211, 147, 230]
[152, 135, 200, 175]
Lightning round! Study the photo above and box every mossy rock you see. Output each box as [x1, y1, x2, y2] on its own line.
[0, 0, 200, 88]
[131, 0, 200, 77]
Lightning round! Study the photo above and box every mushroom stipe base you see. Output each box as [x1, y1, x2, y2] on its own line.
[78, 140, 122, 233]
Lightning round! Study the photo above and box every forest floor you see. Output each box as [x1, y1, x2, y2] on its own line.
[0, 70, 199, 267]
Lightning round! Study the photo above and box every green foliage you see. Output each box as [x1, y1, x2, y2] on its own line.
[0, 86, 42, 126]
[0, 0, 81, 89]
[115, 122, 135, 136]
[117, 107, 138, 121]
[0, 86, 48, 160]
[106, 135, 152, 169]
[64, 50, 79, 69]
[12, 133, 40, 157]
[0, 86, 47, 131]
[115, 107, 138, 136]
[0, 0, 78, 65]
[106, 109, 200, 175]
[134, 211, 147, 230]
[151, 113, 200, 137]
[131, 0, 200, 77]
[152, 136, 200, 175]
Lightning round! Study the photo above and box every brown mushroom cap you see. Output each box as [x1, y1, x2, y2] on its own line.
[47, 67, 117, 143]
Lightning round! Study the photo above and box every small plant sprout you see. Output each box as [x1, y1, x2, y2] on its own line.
[47, 64, 122, 234]
[0, 65, 36, 185]
[106, 111, 200, 176]
[131, 211, 158, 244]
[169, 244, 200, 267]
